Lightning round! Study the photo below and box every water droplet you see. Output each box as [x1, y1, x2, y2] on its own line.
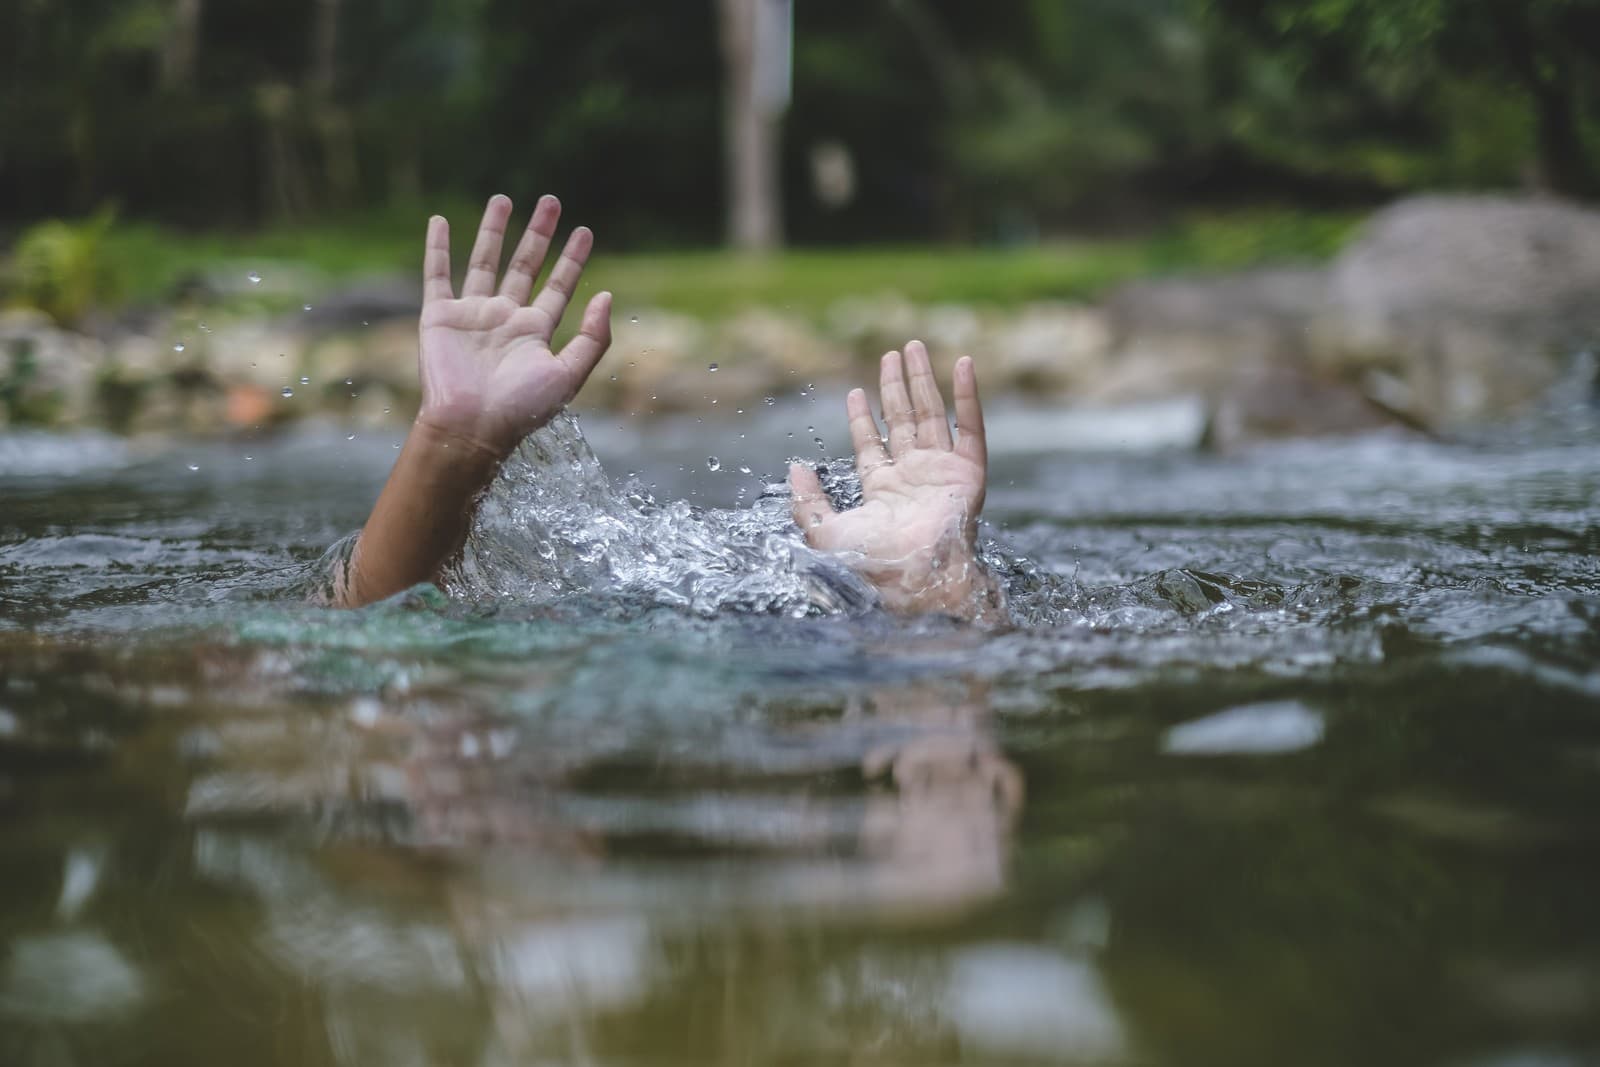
[299, 376, 310, 385]
[281, 387, 294, 398]
[628, 360, 637, 368]
[710, 398, 718, 405]
[344, 378, 353, 385]
[706, 456, 721, 471]
[806, 425, 815, 432]
[630, 315, 639, 324]
[764, 396, 776, 406]
[610, 374, 618, 382]
[786, 431, 794, 439]
[302, 303, 313, 312]
[198, 321, 210, 333]
[250, 361, 257, 367]
[738, 465, 752, 475]
[186, 463, 199, 472]
[736, 408, 744, 414]
[247, 271, 262, 285]
[708, 362, 719, 372]
[346, 433, 356, 441]
[814, 437, 827, 452]
[243, 455, 252, 461]
[382, 407, 391, 414]
[173, 342, 186, 353]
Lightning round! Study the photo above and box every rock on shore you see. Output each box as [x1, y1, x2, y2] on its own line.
[3, 195, 1594, 444]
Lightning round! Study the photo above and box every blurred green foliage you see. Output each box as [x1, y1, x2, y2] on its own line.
[2, 211, 121, 325]
[0, 0, 1593, 246]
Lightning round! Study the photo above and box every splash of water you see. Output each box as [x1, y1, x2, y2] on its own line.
[439, 412, 1315, 629]
[445, 413, 878, 617]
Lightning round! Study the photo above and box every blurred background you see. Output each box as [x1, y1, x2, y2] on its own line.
[5, 7, 1600, 1067]
[2, 0, 1598, 445]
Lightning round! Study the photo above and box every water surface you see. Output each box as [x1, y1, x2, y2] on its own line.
[2, 402, 1598, 1066]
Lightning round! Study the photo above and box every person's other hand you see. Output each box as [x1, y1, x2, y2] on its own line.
[789, 341, 1004, 621]
[416, 194, 612, 458]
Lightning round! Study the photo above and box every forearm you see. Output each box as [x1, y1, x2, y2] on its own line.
[335, 419, 506, 608]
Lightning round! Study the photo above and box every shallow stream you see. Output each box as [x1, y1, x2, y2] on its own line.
[2, 394, 1598, 1066]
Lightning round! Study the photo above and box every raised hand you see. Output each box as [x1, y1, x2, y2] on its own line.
[417, 194, 612, 458]
[333, 194, 611, 608]
[789, 341, 1005, 622]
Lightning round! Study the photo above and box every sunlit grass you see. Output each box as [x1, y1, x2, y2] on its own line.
[90, 207, 1361, 319]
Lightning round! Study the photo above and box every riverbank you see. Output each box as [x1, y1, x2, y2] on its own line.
[3, 197, 1596, 445]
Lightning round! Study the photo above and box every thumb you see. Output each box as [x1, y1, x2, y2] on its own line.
[789, 463, 836, 538]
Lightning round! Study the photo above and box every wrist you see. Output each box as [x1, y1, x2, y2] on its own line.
[857, 542, 1007, 624]
[412, 412, 518, 468]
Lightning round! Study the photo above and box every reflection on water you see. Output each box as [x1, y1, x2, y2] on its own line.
[1, 406, 1598, 1065]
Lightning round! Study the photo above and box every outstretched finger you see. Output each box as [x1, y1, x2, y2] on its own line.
[846, 388, 890, 474]
[905, 340, 953, 450]
[423, 215, 453, 304]
[499, 194, 561, 304]
[879, 350, 917, 458]
[557, 291, 613, 384]
[789, 463, 837, 536]
[953, 356, 986, 467]
[462, 194, 514, 297]
[528, 226, 594, 341]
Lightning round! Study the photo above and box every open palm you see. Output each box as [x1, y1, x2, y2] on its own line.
[791, 342, 993, 614]
[416, 194, 612, 457]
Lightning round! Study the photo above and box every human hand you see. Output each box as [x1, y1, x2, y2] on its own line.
[789, 341, 1004, 621]
[416, 194, 612, 459]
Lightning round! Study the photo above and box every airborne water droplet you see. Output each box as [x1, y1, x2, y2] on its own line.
[281, 387, 294, 398]
[764, 396, 776, 405]
[708, 363, 719, 372]
[346, 433, 356, 441]
[247, 271, 262, 285]
[630, 315, 639, 324]
[299, 376, 310, 385]
[706, 456, 721, 471]
[738, 465, 752, 475]
[303, 304, 313, 312]
[186, 463, 199, 472]
[814, 437, 827, 452]
[173, 342, 186, 353]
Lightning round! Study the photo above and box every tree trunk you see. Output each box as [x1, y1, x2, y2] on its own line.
[160, 0, 203, 90]
[306, 0, 358, 210]
[1531, 80, 1596, 199]
[718, 0, 784, 251]
[309, 0, 339, 98]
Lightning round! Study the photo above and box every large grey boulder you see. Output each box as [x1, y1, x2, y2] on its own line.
[1315, 195, 1600, 427]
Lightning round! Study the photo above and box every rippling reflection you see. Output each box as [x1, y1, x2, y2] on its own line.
[2, 411, 1598, 1065]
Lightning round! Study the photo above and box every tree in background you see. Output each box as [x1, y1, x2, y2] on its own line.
[1202, 0, 1600, 197]
[1, 0, 1596, 245]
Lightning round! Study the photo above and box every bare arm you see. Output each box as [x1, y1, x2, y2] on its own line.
[336, 194, 612, 607]
[789, 341, 1006, 623]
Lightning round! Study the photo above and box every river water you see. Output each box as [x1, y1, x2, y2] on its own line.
[1, 394, 1598, 1066]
